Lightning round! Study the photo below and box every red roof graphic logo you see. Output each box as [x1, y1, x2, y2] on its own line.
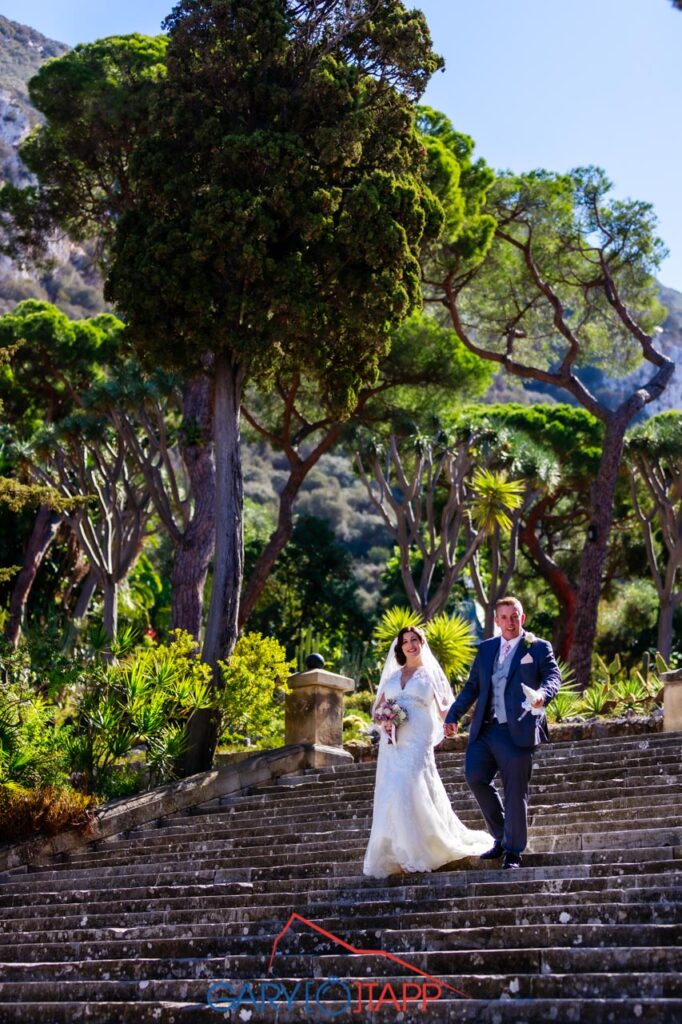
[268, 912, 467, 999]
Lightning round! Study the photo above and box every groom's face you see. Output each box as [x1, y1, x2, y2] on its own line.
[495, 602, 525, 640]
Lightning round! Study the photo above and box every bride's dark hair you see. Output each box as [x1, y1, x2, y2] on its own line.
[394, 626, 426, 666]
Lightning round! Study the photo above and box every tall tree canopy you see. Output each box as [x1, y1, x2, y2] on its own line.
[627, 412, 682, 660]
[6, 1, 449, 770]
[424, 154, 673, 687]
[106, 0, 444, 769]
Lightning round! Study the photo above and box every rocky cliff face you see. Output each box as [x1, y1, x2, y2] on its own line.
[0, 15, 106, 317]
[652, 284, 682, 413]
[0, 15, 66, 185]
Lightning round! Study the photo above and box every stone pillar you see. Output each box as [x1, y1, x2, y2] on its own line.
[285, 668, 355, 766]
[661, 668, 682, 732]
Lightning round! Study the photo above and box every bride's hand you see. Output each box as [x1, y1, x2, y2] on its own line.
[443, 722, 458, 738]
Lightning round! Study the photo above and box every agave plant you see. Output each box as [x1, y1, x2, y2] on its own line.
[579, 684, 617, 718]
[423, 613, 476, 681]
[372, 608, 425, 654]
[612, 676, 651, 715]
[372, 607, 476, 682]
[545, 685, 582, 723]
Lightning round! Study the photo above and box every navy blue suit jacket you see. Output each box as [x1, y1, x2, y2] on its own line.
[445, 634, 562, 749]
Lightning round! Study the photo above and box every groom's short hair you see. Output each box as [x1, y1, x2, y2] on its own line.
[495, 596, 524, 615]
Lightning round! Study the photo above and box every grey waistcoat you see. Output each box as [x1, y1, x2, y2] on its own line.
[491, 647, 514, 723]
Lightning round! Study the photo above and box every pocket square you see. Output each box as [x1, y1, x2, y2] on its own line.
[520, 653, 533, 664]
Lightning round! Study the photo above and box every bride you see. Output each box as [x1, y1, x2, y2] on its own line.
[363, 626, 491, 877]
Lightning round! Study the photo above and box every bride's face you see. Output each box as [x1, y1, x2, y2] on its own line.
[401, 631, 423, 663]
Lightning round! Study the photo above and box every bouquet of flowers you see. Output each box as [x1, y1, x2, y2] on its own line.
[373, 698, 408, 745]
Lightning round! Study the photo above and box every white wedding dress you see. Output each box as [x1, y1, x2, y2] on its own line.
[363, 666, 491, 878]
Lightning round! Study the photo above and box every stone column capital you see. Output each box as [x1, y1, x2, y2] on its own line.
[285, 668, 355, 756]
[287, 668, 355, 694]
[661, 669, 682, 732]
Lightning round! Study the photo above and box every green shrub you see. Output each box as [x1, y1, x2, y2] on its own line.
[66, 630, 214, 794]
[342, 690, 373, 743]
[218, 632, 293, 749]
[343, 712, 374, 743]
[0, 654, 71, 790]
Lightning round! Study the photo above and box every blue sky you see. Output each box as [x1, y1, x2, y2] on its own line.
[2, 0, 681, 290]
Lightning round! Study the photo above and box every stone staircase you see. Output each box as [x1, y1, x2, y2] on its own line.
[0, 730, 681, 1022]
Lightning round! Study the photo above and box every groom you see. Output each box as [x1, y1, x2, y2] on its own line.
[444, 597, 561, 869]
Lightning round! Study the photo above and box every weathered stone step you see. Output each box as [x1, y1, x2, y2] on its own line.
[4, 879, 677, 936]
[1, 730, 679, 1023]
[193, 764, 682, 814]
[85, 799, 682, 860]
[1, 969, 680, 1005]
[2, 943, 679, 985]
[1, 918, 679, 965]
[1, 844, 677, 902]
[251, 853, 680, 894]
[117, 784, 682, 842]
[3, 861, 677, 921]
[0, 997, 681, 1023]
[263, 750, 682, 793]
[8, 828, 681, 892]
[1, 893, 678, 950]
[274, 740, 682, 787]
[160, 777, 682, 830]
[257, 757, 682, 801]
[53, 809, 682, 873]
[1, 868, 676, 924]
[99, 790, 675, 847]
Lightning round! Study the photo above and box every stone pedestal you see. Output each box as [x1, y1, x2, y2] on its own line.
[285, 668, 354, 761]
[661, 669, 682, 732]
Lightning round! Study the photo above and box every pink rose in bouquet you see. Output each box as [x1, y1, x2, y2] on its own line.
[373, 698, 408, 745]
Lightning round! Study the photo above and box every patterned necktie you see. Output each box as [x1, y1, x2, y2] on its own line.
[501, 640, 512, 662]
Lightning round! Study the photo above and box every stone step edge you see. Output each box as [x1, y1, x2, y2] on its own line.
[10, 828, 682, 886]
[0, 896, 678, 946]
[60, 811, 682, 866]
[0, 945, 678, 981]
[3, 848, 679, 897]
[1, 876, 677, 922]
[1, 921, 679, 963]
[1, 971, 680, 1003]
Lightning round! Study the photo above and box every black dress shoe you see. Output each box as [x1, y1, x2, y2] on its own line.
[479, 840, 504, 861]
[503, 852, 521, 869]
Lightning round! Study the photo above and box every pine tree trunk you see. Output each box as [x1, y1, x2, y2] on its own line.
[170, 376, 215, 640]
[657, 598, 674, 663]
[179, 353, 244, 776]
[61, 571, 98, 654]
[569, 416, 628, 689]
[519, 507, 577, 662]
[102, 579, 118, 646]
[4, 506, 61, 647]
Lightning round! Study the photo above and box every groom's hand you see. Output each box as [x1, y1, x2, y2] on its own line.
[444, 722, 458, 738]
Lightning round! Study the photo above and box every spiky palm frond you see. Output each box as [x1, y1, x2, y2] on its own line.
[470, 468, 525, 533]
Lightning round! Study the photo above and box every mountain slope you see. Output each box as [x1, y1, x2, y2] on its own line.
[0, 16, 105, 317]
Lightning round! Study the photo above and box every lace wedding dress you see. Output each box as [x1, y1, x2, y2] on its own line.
[363, 666, 491, 878]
